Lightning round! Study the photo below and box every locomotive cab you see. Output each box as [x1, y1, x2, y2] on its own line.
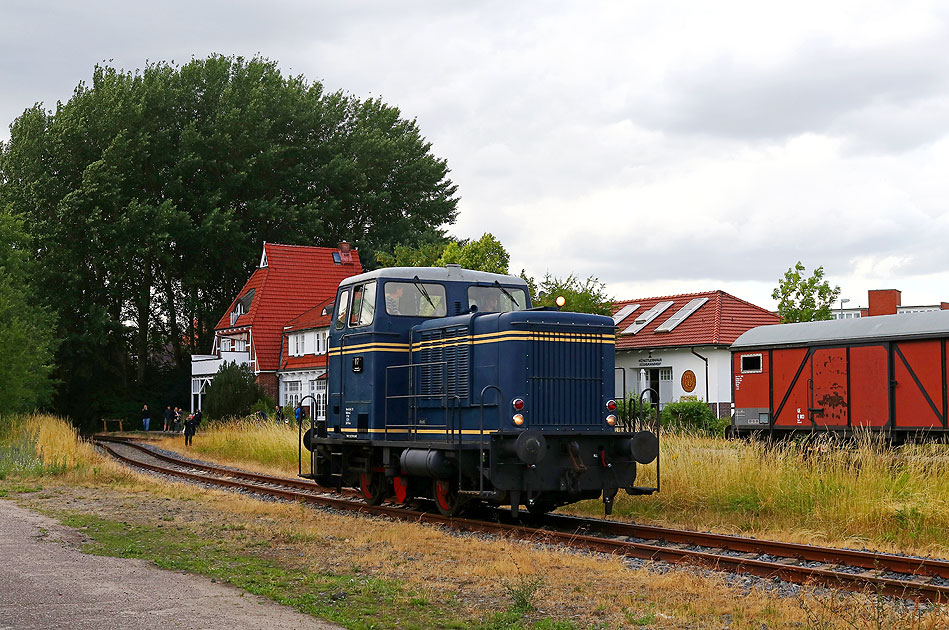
[302, 265, 659, 516]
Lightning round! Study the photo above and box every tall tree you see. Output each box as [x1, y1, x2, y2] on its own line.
[0, 209, 58, 412]
[0, 55, 458, 421]
[771, 261, 841, 323]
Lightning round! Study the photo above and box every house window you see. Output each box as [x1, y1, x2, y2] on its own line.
[659, 367, 672, 381]
[741, 354, 763, 374]
[220, 338, 232, 352]
[285, 380, 302, 406]
[292, 334, 304, 356]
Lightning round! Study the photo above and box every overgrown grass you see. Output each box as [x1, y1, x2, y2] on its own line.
[0, 414, 118, 481]
[571, 430, 949, 555]
[152, 418, 300, 476]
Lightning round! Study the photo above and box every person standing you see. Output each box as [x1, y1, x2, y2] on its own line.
[184, 409, 202, 446]
[163, 406, 173, 432]
[141, 405, 150, 432]
[274, 405, 285, 424]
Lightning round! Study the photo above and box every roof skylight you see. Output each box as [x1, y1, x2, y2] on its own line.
[612, 304, 640, 325]
[654, 297, 709, 333]
[620, 301, 674, 335]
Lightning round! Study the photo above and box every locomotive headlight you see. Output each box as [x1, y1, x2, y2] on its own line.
[606, 414, 617, 426]
[512, 398, 525, 411]
[513, 414, 525, 426]
[606, 399, 617, 412]
[555, 295, 566, 307]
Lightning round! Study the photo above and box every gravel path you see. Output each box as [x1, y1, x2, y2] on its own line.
[0, 499, 341, 630]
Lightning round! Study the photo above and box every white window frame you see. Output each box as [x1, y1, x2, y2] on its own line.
[740, 354, 763, 374]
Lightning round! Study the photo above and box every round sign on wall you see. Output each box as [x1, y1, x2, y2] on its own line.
[681, 369, 696, 393]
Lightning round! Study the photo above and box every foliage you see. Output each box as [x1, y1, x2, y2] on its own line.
[0, 55, 458, 421]
[0, 210, 58, 413]
[203, 362, 264, 420]
[374, 228, 451, 267]
[437, 232, 510, 274]
[771, 261, 841, 323]
[377, 231, 511, 274]
[659, 401, 728, 435]
[522, 271, 613, 315]
[617, 396, 656, 429]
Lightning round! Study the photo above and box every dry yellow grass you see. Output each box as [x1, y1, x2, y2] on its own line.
[150, 418, 300, 477]
[0, 414, 128, 482]
[571, 431, 949, 557]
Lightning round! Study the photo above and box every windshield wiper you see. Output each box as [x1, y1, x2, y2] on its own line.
[494, 281, 520, 308]
[413, 275, 437, 310]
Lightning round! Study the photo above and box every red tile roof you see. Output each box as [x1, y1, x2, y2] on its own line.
[284, 298, 334, 332]
[278, 298, 334, 372]
[612, 290, 779, 351]
[215, 243, 362, 371]
[280, 353, 328, 371]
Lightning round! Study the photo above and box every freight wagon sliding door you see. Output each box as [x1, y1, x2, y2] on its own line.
[772, 348, 810, 428]
[849, 345, 888, 428]
[893, 340, 946, 430]
[810, 348, 848, 428]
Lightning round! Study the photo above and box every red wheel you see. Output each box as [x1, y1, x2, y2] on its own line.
[393, 476, 409, 504]
[359, 472, 386, 506]
[433, 478, 463, 517]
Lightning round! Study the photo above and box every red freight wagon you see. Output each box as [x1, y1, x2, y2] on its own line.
[731, 310, 949, 438]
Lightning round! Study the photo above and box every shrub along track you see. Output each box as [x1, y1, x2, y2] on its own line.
[94, 435, 949, 602]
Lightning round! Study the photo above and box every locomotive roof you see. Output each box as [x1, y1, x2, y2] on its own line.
[732, 309, 949, 349]
[338, 265, 530, 287]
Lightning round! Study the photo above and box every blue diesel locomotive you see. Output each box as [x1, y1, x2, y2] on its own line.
[301, 265, 659, 516]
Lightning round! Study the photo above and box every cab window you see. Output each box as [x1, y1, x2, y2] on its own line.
[334, 289, 350, 330]
[349, 281, 377, 327]
[384, 281, 447, 317]
[468, 286, 527, 313]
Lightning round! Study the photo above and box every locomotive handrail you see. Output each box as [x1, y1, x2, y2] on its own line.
[478, 385, 504, 494]
[385, 360, 460, 442]
[296, 394, 321, 479]
[639, 387, 661, 494]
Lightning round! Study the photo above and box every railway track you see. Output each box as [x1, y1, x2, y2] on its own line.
[94, 435, 949, 602]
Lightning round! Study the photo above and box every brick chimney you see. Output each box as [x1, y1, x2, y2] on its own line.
[337, 241, 353, 264]
[868, 289, 901, 316]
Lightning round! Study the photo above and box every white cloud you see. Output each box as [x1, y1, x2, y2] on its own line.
[2, 0, 948, 311]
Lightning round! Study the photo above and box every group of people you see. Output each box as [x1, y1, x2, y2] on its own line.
[140, 404, 202, 445]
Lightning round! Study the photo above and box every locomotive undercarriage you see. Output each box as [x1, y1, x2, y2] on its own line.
[304, 430, 657, 517]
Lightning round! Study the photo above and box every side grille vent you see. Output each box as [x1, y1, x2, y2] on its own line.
[417, 326, 470, 400]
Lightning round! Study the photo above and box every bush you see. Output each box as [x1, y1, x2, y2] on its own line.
[247, 397, 277, 422]
[203, 362, 264, 420]
[617, 396, 656, 430]
[660, 401, 729, 436]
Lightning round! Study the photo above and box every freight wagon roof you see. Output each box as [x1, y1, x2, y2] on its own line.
[732, 310, 949, 349]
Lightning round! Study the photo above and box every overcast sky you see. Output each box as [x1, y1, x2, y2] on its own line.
[3, 0, 948, 310]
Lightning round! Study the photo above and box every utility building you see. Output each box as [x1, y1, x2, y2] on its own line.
[611, 291, 779, 416]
